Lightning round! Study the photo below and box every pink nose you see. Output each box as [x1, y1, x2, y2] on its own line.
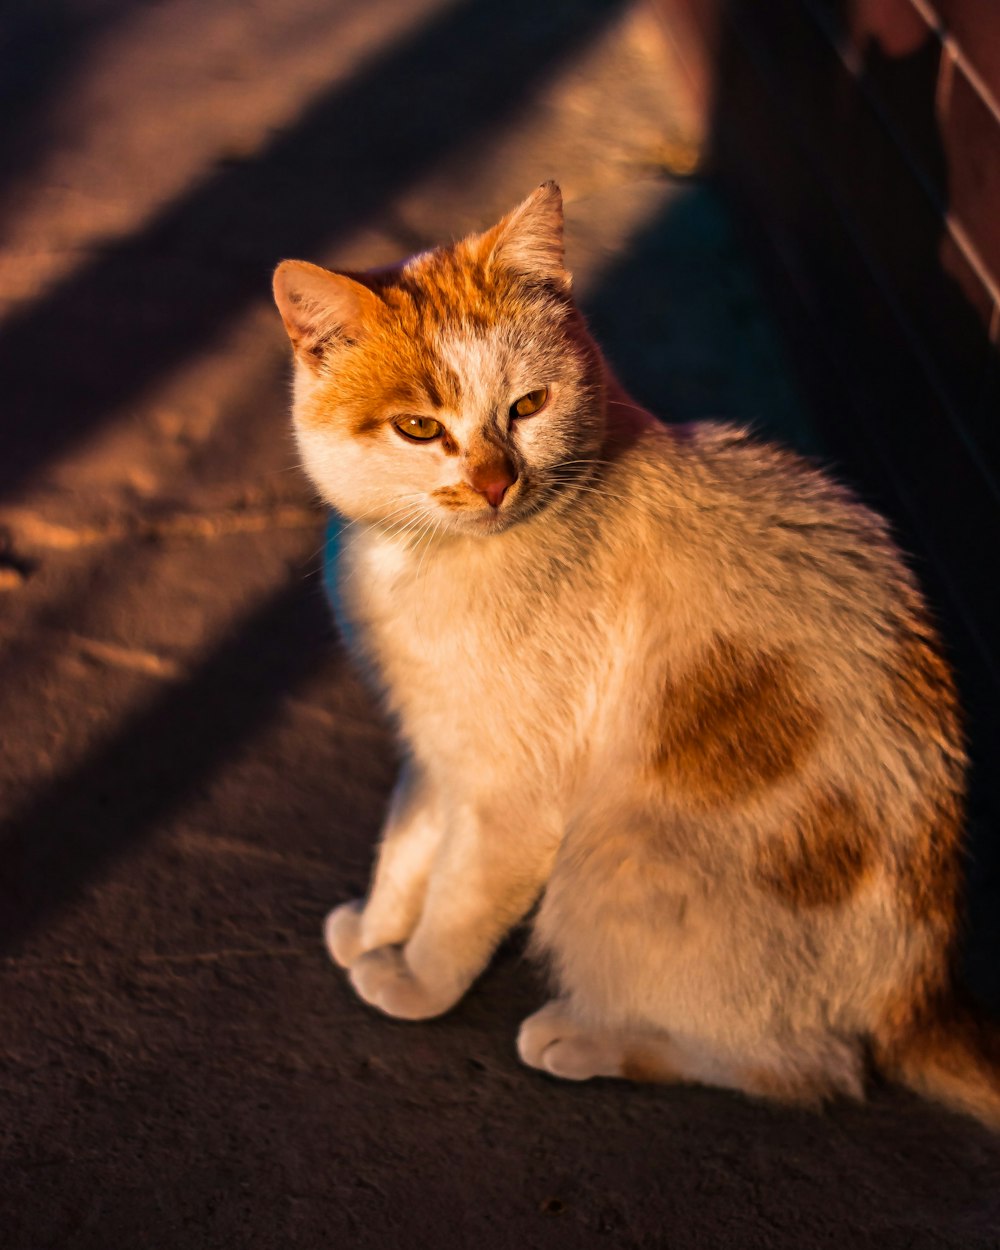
[468, 465, 517, 509]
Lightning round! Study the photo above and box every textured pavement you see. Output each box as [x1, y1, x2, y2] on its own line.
[1, 2, 999, 1246]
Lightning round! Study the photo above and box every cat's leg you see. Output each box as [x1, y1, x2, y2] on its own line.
[325, 762, 443, 969]
[349, 800, 560, 1020]
[517, 1000, 865, 1106]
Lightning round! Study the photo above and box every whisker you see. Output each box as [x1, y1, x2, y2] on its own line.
[551, 457, 615, 469]
[606, 400, 649, 414]
[542, 475, 640, 507]
[336, 494, 428, 538]
[380, 508, 433, 543]
[544, 468, 696, 513]
[319, 499, 435, 621]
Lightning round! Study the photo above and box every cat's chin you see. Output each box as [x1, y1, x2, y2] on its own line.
[441, 505, 530, 538]
[454, 512, 516, 537]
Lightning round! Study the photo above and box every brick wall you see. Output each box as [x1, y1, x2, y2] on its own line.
[651, 0, 1000, 994]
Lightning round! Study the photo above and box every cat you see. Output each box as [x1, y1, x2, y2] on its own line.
[273, 183, 999, 1126]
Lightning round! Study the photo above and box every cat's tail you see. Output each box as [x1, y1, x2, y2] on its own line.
[874, 992, 1000, 1130]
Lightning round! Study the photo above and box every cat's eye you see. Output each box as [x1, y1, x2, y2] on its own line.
[510, 387, 548, 419]
[392, 415, 443, 442]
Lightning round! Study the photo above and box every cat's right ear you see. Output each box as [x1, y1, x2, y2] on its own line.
[481, 182, 569, 290]
[272, 261, 381, 368]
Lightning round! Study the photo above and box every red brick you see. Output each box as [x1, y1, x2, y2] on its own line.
[727, 0, 991, 415]
[940, 60, 1000, 290]
[939, 228, 995, 334]
[933, 0, 1000, 107]
[849, 0, 934, 59]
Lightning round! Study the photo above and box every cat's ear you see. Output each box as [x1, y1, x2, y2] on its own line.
[272, 260, 382, 366]
[481, 182, 569, 289]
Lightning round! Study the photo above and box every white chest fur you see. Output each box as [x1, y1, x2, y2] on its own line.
[339, 520, 617, 790]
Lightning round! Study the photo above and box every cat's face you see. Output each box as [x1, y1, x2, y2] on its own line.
[274, 184, 606, 537]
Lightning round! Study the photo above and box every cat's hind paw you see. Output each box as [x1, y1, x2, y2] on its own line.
[324, 900, 365, 968]
[349, 945, 461, 1020]
[517, 1000, 628, 1081]
[517, 1000, 576, 1069]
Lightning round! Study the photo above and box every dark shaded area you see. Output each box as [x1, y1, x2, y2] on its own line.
[584, 181, 823, 451]
[5, 935, 1000, 1250]
[0, 581, 330, 954]
[0, 0, 129, 218]
[0, 0, 622, 502]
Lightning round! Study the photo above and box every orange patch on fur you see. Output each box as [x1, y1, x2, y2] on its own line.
[872, 805, 961, 1091]
[897, 791, 963, 935]
[431, 485, 473, 511]
[755, 789, 873, 909]
[885, 621, 965, 936]
[653, 638, 821, 808]
[891, 627, 963, 746]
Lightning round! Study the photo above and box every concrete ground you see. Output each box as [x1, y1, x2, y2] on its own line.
[1, 1, 998, 1246]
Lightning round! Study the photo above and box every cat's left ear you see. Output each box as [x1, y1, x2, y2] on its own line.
[481, 182, 570, 290]
[272, 260, 382, 367]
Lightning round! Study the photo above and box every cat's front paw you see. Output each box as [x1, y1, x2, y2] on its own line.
[349, 946, 462, 1020]
[324, 900, 365, 968]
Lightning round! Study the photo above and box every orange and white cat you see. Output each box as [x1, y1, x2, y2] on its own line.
[273, 184, 999, 1126]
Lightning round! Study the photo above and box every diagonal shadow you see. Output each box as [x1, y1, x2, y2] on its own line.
[0, 578, 331, 954]
[0, 0, 623, 502]
[0, 0, 130, 220]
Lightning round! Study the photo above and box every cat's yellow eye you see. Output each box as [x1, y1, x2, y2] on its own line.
[511, 387, 548, 419]
[392, 415, 443, 442]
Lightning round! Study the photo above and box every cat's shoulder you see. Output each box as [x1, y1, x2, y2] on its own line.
[634, 417, 874, 517]
[637, 417, 813, 475]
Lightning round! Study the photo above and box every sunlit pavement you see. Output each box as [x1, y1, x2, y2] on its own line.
[1, 3, 998, 1246]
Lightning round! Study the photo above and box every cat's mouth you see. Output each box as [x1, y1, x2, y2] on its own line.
[457, 503, 524, 535]
[443, 468, 596, 535]
[429, 476, 539, 536]
[437, 493, 534, 536]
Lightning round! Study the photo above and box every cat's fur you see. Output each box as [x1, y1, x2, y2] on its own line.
[273, 184, 1000, 1126]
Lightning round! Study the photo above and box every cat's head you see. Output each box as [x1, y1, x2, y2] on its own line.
[273, 183, 606, 537]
